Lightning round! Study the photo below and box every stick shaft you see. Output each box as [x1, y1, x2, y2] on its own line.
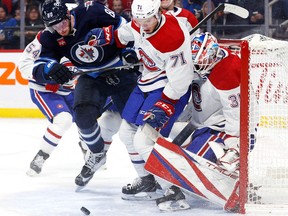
[190, 3, 224, 35]
[73, 63, 142, 76]
[172, 121, 196, 146]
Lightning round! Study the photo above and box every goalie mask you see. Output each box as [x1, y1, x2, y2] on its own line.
[191, 32, 222, 78]
[41, 0, 69, 27]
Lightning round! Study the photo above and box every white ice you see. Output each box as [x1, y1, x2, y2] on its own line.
[0, 118, 239, 216]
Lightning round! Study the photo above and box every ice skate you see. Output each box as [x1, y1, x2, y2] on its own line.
[78, 141, 108, 170]
[122, 174, 162, 200]
[78, 141, 88, 156]
[156, 185, 190, 212]
[26, 150, 50, 176]
[75, 150, 106, 191]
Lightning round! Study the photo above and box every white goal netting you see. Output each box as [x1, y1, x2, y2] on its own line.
[243, 34, 288, 214]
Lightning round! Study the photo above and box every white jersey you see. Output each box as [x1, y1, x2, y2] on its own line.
[18, 32, 77, 96]
[115, 13, 194, 100]
[180, 48, 241, 137]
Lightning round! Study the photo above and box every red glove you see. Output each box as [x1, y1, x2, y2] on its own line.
[85, 25, 114, 47]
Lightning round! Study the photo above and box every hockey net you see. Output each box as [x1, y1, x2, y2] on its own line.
[220, 34, 288, 214]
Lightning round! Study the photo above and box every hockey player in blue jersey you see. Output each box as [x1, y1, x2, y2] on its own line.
[35, 0, 139, 188]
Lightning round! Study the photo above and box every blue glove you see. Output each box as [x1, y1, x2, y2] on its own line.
[143, 99, 175, 130]
[121, 47, 139, 64]
[44, 62, 73, 84]
[84, 25, 114, 47]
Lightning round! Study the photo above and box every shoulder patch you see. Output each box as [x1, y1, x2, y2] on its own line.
[208, 51, 241, 90]
[148, 14, 184, 53]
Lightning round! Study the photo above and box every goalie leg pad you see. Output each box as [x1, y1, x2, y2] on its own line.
[224, 181, 240, 212]
[184, 127, 228, 163]
[145, 138, 239, 207]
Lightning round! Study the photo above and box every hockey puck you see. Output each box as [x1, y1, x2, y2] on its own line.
[80, 206, 90, 215]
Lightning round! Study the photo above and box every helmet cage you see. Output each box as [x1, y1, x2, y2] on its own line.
[191, 32, 221, 78]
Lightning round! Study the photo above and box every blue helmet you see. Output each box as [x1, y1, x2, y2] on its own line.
[41, 0, 69, 27]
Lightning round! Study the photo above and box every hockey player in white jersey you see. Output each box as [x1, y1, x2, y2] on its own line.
[84, 0, 195, 205]
[118, 0, 200, 204]
[145, 32, 241, 212]
[19, 32, 122, 177]
[182, 31, 240, 173]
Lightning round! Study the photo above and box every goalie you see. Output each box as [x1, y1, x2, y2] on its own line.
[145, 32, 241, 212]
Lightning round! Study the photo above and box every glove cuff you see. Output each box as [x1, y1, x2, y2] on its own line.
[154, 100, 175, 117]
[44, 61, 56, 74]
[161, 93, 178, 105]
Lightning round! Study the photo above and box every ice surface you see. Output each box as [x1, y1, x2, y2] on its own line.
[0, 118, 238, 216]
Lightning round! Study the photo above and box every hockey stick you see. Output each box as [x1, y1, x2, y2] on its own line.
[172, 121, 196, 146]
[142, 121, 196, 147]
[190, 3, 249, 35]
[73, 63, 142, 76]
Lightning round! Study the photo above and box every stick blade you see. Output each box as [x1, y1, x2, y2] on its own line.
[224, 3, 249, 19]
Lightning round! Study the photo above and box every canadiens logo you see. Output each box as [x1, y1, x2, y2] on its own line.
[138, 48, 160, 72]
[192, 83, 202, 111]
[57, 104, 64, 109]
[71, 42, 104, 64]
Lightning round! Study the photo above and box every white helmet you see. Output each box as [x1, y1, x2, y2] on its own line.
[191, 32, 222, 78]
[131, 0, 161, 19]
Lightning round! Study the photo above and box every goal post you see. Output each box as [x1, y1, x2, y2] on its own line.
[219, 34, 288, 214]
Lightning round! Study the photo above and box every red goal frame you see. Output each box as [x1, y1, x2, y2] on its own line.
[219, 39, 250, 214]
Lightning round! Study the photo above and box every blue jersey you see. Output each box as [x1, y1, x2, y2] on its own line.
[33, 1, 127, 80]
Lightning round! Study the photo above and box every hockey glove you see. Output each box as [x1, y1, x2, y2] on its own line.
[84, 25, 114, 47]
[121, 47, 139, 64]
[44, 62, 73, 85]
[143, 99, 175, 130]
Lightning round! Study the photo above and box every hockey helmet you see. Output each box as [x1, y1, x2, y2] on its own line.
[131, 0, 161, 19]
[41, 0, 69, 27]
[191, 32, 221, 78]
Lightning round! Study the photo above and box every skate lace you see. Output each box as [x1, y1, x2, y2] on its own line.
[85, 152, 105, 169]
[128, 177, 143, 189]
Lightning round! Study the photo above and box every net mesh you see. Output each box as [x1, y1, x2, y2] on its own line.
[245, 34, 288, 212]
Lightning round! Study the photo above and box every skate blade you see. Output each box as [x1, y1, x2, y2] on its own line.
[121, 192, 162, 201]
[75, 185, 86, 192]
[99, 164, 107, 170]
[158, 199, 190, 212]
[26, 169, 38, 177]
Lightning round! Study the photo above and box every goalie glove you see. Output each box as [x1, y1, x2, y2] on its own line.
[143, 97, 176, 131]
[84, 25, 114, 47]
